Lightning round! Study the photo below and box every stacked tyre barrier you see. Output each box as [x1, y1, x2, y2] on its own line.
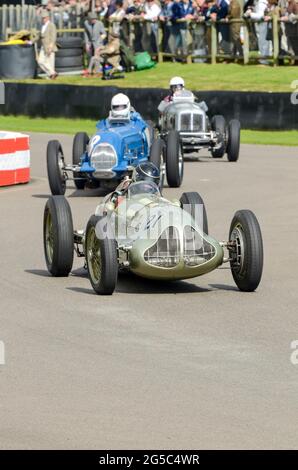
[55, 36, 84, 74]
[0, 131, 30, 186]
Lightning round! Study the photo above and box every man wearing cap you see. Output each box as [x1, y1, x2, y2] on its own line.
[84, 11, 106, 59]
[94, 31, 121, 76]
[38, 9, 58, 79]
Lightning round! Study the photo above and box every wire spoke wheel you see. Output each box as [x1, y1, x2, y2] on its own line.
[86, 226, 102, 286]
[45, 209, 54, 264]
[229, 210, 263, 292]
[85, 215, 118, 295]
[230, 223, 245, 276]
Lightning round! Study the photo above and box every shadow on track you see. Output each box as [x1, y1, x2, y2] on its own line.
[68, 269, 211, 295]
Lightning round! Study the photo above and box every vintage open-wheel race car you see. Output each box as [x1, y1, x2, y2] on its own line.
[43, 179, 263, 295]
[46, 111, 184, 197]
[158, 90, 241, 163]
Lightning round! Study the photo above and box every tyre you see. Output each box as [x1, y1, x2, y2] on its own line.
[47, 140, 66, 195]
[57, 37, 83, 49]
[180, 192, 208, 235]
[149, 137, 165, 190]
[227, 119, 241, 162]
[43, 196, 74, 277]
[229, 210, 263, 292]
[55, 55, 83, 68]
[72, 132, 89, 190]
[85, 215, 118, 295]
[211, 115, 226, 158]
[56, 48, 82, 58]
[165, 130, 184, 188]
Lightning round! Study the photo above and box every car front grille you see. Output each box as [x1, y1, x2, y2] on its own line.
[144, 225, 215, 269]
[91, 144, 117, 171]
[144, 226, 180, 268]
[180, 113, 203, 132]
[193, 114, 203, 132]
[180, 113, 191, 132]
[183, 226, 215, 266]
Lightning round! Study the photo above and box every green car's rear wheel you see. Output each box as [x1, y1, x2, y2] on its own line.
[43, 196, 74, 276]
[229, 210, 263, 291]
[85, 215, 118, 295]
[180, 191, 208, 235]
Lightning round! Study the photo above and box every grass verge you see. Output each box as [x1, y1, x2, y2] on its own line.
[5, 63, 298, 93]
[0, 115, 297, 146]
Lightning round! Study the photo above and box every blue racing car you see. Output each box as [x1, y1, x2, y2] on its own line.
[46, 94, 183, 195]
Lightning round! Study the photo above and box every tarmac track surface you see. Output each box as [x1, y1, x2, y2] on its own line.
[0, 133, 298, 449]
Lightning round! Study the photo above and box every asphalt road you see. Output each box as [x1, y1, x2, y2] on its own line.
[0, 133, 298, 450]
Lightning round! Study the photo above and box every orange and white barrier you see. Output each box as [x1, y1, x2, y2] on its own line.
[0, 131, 30, 187]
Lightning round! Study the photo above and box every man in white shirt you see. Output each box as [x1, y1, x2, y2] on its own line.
[245, 0, 270, 64]
[141, 0, 161, 52]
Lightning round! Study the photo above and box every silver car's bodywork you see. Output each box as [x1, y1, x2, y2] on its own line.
[86, 181, 224, 281]
[159, 90, 223, 153]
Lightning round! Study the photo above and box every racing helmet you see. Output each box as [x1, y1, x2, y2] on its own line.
[111, 93, 131, 119]
[169, 76, 185, 94]
[132, 162, 160, 186]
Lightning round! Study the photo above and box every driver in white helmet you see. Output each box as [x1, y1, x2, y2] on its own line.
[109, 93, 132, 120]
[158, 76, 185, 114]
[96, 92, 146, 133]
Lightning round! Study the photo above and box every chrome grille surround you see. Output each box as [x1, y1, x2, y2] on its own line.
[90, 143, 117, 172]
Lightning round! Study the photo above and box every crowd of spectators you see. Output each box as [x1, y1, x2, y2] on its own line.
[6, 0, 298, 63]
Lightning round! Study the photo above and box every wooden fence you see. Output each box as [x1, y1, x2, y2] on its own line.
[0, 4, 296, 66]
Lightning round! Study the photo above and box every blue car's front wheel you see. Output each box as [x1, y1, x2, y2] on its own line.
[73, 132, 89, 190]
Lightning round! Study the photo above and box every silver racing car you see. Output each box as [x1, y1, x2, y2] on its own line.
[43, 178, 263, 295]
[158, 90, 241, 162]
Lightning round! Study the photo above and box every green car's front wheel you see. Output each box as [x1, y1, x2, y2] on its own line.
[85, 215, 118, 295]
[43, 196, 74, 276]
[229, 210, 263, 292]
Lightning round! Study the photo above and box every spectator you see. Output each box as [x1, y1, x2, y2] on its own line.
[216, 0, 230, 55]
[38, 9, 58, 79]
[172, 0, 194, 59]
[281, 0, 298, 64]
[126, 0, 145, 52]
[228, 0, 243, 57]
[91, 30, 121, 75]
[109, 0, 126, 35]
[141, 0, 161, 53]
[204, 0, 218, 54]
[192, 0, 208, 61]
[245, 0, 270, 64]
[84, 11, 106, 58]
[159, 0, 174, 53]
